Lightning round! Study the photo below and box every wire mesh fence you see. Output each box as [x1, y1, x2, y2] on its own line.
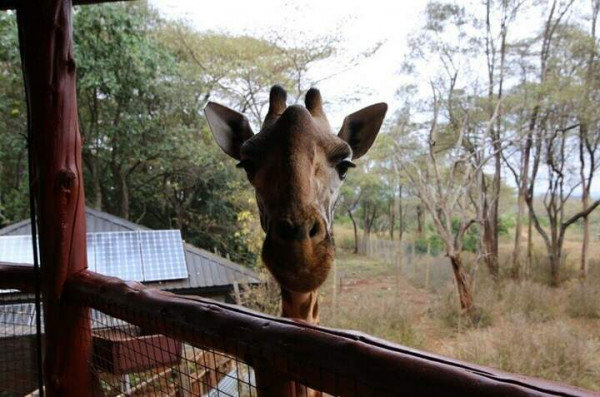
[0, 297, 42, 396]
[81, 307, 257, 397]
[68, 272, 385, 397]
[74, 290, 358, 397]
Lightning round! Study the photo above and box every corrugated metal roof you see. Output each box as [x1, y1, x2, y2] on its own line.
[0, 302, 131, 336]
[0, 208, 259, 291]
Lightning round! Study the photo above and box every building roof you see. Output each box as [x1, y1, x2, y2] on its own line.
[0, 208, 259, 292]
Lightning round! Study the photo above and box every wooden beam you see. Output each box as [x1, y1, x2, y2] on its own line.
[16, 1, 93, 395]
[66, 270, 595, 397]
[0, 0, 133, 11]
[0, 262, 35, 292]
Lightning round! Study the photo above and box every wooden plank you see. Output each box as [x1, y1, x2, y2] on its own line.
[66, 270, 595, 397]
[0, 263, 35, 292]
[0, 0, 134, 11]
[16, 1, 93, 395]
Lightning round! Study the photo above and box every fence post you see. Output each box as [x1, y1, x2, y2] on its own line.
[17, 1, 93, 395]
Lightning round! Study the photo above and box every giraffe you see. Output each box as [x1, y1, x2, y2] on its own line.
[205, 86, 386, 396]
[205, 85, 387, 325]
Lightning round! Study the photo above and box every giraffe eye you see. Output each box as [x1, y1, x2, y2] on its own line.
[335, 160, 355, 180]
[236, 160, 256, 181]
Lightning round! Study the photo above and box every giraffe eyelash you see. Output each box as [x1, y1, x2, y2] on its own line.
[335, 160, 355, 180]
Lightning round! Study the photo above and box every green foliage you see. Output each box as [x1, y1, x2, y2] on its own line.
[0, 4, 340, 267]
[497, 215, 514, 236]
[0, 12, 28, 227]
[414, 234, 444, 256]
[70, 3, 274, 265]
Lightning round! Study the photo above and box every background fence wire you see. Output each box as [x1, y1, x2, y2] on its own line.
[80, 306, 258, 397]
[0, 295, 42, 396]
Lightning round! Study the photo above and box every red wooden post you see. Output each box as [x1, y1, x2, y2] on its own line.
[17, 1, 93, 395]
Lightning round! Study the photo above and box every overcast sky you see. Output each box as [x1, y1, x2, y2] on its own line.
[149, 0, 427, 127]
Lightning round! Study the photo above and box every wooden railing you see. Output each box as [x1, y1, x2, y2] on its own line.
[1, 262, 595, 397]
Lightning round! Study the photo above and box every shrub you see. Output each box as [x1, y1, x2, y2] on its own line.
[500, 281, 559, 322]
[238, 269, 281, 316]
[414, 234, 444, 256]
[497, 214, 514, 236]
[428, 287, 492, 330]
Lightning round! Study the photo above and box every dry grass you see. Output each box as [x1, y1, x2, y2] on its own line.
[321, 245, 600, 391]
[325, 296, 425, 347]
[439, 318, 600, 391]
[239, 227, 600, 391]
[566, 283, 600, 319]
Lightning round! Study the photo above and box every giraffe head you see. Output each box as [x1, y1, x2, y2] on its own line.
[205, 85, 386, 295]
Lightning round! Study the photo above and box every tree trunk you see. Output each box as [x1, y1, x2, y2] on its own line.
[398, 183, 404, 241]
[416, 205, 424, 236]
[549, 247, 561, 287]
[580, 197, 590, 281]
[348, 209, 358, 254]
[425, 241, 431, 290]
[389, 198, 395, 240]
[512, 181, 526, 277]
[360, 202, 375, 255]
[527, 211, 534, 276]
[112, 166, 130, 220]
[482, 196, 499, 278]
[91, 160, 102, 210]
[449, 253, 473, 313]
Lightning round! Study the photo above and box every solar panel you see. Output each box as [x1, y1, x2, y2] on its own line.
[86, 233, 96, 272]
[0, 303, 36, 326]
[0, 235, 37, 264]
[94, 231, 144, 281]
[0, 229, 188, 283]
[0, 303, 127, 334]
[139, 230, 188, 282]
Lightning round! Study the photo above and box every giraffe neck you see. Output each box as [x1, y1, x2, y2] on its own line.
[281, 288, 320, 324]
[279, 288, 324, 397]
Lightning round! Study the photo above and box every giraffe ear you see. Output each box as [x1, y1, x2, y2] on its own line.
[338, 103, 387, 160]
[204, 102, 254, 160]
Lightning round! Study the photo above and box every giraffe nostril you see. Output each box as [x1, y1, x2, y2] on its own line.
[275, 220, 298, 241]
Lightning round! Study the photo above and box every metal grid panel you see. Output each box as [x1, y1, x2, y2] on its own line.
[86, 232, 96, 272]
[0, 301, 41, 395]
[0, 236, 36, 264]
[94, 232, 144, 281]
[139, 230, 188, 282]
[82, 308, 258, 397]
[0, 230, 189, 283]
[0, 303, 36, 327]
[0, 237, 37, 294]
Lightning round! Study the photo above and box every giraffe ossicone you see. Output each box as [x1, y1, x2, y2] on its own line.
[205, 85, 387, 324]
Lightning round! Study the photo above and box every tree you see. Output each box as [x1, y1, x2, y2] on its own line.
[339, 161, 386, 254]
[0, 12, 28, 226]
[75, 3, 176, 219]
[398, 85, 490, 313]
[508, 0, 576, 278]
[576, 0, 600, 280]
[524, 20, 600, 286]
[480, 0, 523, 278]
